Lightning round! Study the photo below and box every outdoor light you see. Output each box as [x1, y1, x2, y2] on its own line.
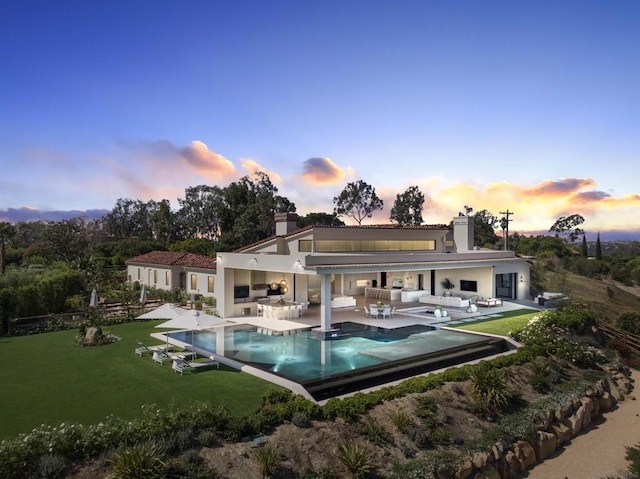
[280, 279, 288, 287]
[270, 281, 279, 290]
[282, 286, 289, 294]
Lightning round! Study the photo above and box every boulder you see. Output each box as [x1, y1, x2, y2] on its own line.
[580, 397, 595, 428]
[512, 440, 537, 471]
[472, 451, 492, 469]
[551, 421, 571, 444]
[474, 464, 501, 479]
[454, 458, 473, 479]
[566, 406, 585, 436]
[533, 430, 557, 461]
[497, 450, 518, 479]
[599, 391, 617, 412]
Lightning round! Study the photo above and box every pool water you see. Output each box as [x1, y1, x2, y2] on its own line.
[168, 322, 503, 389]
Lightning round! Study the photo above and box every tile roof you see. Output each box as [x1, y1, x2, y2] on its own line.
[126, 251, 217, 270]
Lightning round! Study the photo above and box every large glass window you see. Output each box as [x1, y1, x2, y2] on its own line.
[208, 276, 214, 293]
[190, 274, 197, 290]
[299, 240, 312, 252]
[165, 271, 170, 286]
[153, 270, 157, 284]
[313, 239, 436, 252]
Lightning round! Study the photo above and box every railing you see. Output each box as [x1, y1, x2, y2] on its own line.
[597, 318, 640, 357]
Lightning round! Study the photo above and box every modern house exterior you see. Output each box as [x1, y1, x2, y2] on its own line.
[127, 213, 531, 332]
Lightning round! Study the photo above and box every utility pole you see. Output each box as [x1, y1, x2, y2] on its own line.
[499, 209, 514, 250]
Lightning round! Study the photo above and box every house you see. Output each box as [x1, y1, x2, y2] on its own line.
[128, 213, 531, 332]
[126, 251, 218, 300]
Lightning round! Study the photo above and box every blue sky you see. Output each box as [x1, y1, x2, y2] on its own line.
[1, 0, 639, 239]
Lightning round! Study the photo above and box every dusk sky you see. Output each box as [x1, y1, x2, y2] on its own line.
[1, 0, 639, 240]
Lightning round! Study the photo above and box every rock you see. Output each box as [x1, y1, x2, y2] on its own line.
[534, 430, 557, 461]
[497, 450, 518, 479]
[472, 451, 491, 469]
[513, 440, 537, 471]
[607, 377, 625, 401]
[566, 406, 585, 436]
[454, 458, 473, 479]
[599, 391, 617, 412]
[475, 464, 501, 479]
[580, 397, 595, 428]
[551, 421, 571, 444]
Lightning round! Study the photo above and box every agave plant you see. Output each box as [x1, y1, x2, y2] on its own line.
[254, 444, 282, 479]
[469, 365, 513, 412]
[107, 441, 167, 479]
[335, 440, 374, 479]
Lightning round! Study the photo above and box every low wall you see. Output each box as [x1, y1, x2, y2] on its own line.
[453, 365, 634, 479]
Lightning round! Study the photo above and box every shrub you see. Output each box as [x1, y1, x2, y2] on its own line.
[390, 410, 413, 432]
[106, 441, 167, 479]
[390, 450, 462, 479]
[529, 359, 552, 393]
[35, 454, 68, 479]
[617, 313, 640, 335]
[625, 442, 640, 477]
[291, 411, 311, 428]
[334, 440, 374, 479]
[355, 417, 391, 446]
[196, 429, 218, 447]
[253, 444, 282, 479]
[468, 364, 513, 412]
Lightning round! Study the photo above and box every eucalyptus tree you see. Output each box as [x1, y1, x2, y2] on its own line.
[390, 185, 424, 225]
[102, 198, 153, 241]
[473, 209, 501, 247]
[216, 172, 296, 251]
[549, 214, 585, 242]
[333, 180, 383, 225]
[178, 185, 223, 241]
[0, 222, 16, 274]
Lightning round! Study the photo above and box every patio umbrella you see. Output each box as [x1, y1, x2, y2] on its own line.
[139, 286, 147, 305]
[136, 303, 186, 320]
[155, 310, 228, 350]
[89, 288, 98, 308]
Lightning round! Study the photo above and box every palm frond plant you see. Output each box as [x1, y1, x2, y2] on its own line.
[335, 439, 374, 479]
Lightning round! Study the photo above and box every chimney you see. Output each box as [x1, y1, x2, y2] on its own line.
[275, 212, 299, 236]
[453, 215, 474, 251]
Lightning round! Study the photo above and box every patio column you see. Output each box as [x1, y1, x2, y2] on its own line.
[319, 273, 332, 331]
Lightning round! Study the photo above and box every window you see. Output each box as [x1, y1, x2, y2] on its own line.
[165, 271, 170, 286]
[190, 274, 197, 290]
[137, 268, 141, 280]
[153, 270, 158, 284]
[299, 240, 312, 252]
[313, 239, 437, 253]
[208, 276, 214, 293]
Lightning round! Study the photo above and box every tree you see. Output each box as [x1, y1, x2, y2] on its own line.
[0, 222, 16, 274]
[178, 185, 224, 241]
[581, 235, 588, 258]
[473, 210, 500, 247]
[390, 185, 424, 225]
[595, 232, 602, 260]
[333, 180, 383, 225]
[297, 212, 345, 227]
[549, 214, 585, 242]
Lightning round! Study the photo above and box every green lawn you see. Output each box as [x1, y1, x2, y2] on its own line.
[453, 308, 539, 336]
[0, 321, 279, 439]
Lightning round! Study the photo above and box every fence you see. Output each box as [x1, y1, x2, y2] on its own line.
[597, 317, 640, 357]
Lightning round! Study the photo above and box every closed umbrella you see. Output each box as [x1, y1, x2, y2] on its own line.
[139, 286, 147, 305]
[89, 288, 98, 308]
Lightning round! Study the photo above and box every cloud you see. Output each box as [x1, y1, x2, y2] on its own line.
[0, 207, 108, 223]
[523, 178, 596, 198]
[300, 157, 345, 185]
[240, 159, 284, 183]
[178, 141, 237, 180]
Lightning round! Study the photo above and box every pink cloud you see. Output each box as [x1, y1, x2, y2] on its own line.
[178, 140, 237, 180]
[300, 157, 345, 185]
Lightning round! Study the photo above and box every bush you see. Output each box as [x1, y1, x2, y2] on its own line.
[334, 440, 374, 479]
[253, 444, 282, 479]
[106, 441, 167, 479]
[390, 450, 462, 479]
[390, 410, 413, 433]
[355, 417, 391, 446]
[617, 313, 640, 335]
[625, 442, 640, 478]
[291, 411, 311, 428]
[468, 364, 513, 412]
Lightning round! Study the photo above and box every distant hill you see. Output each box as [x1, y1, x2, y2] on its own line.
[0, 207, 109, 223]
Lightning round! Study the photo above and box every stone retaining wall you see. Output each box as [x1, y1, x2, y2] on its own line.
[454, 366, 635, 479]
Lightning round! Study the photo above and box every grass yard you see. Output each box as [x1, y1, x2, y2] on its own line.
[453, 308, 539, 336]
[0, 320, 280, 440]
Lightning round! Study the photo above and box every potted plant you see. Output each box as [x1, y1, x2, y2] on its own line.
[441, 278, 455, 296]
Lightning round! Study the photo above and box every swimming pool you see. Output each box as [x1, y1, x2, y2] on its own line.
[168, 322, 511, 400]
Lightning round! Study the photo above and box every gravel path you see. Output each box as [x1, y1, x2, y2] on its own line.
[521, 368, 640, 479]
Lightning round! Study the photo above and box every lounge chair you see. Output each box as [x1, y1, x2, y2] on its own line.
[135, 340, 166, 357]
[172, 358, 220, 375]
[152, 350, 184, 365]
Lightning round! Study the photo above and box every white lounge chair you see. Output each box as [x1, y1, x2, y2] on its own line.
[135, 340, 166, 357]
[363, 306, 370, 318]
[381, 307, 392, 319]
[152, 350, 184, 365]
[369, 306, 380, 318]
